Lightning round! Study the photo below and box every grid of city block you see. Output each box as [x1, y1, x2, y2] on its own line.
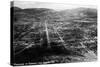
[11, 1, 97, 66]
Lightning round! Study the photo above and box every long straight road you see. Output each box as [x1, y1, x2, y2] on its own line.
[44, 20, 50, 48]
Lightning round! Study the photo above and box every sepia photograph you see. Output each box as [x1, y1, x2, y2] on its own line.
[11, 1, 97, 66]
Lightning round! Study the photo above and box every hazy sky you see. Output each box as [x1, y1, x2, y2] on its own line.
[13, 1, 97, 11]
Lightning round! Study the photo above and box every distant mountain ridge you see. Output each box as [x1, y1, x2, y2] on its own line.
[12, 6, 97, 22]
[11, 6, 22, 11]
